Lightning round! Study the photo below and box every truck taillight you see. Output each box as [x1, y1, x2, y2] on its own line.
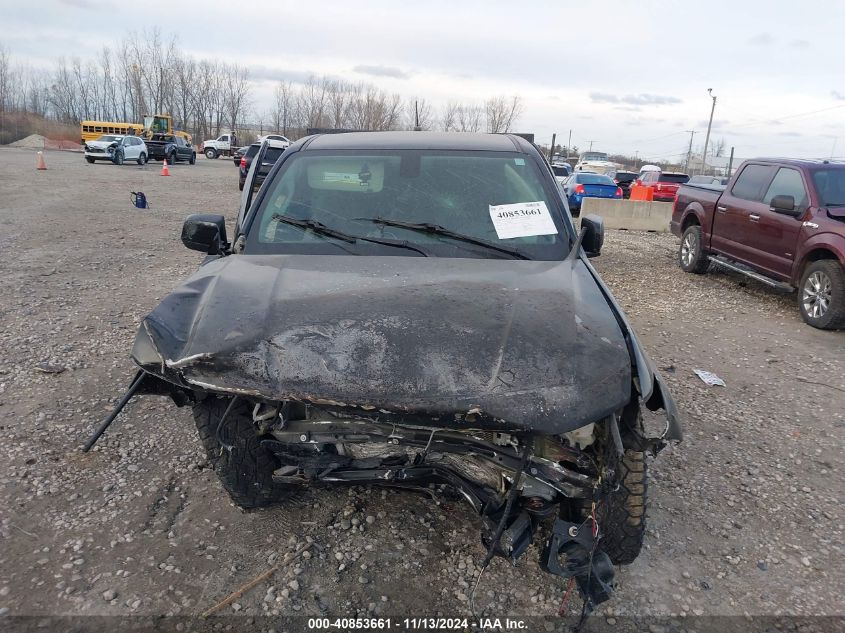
[240, 157, 246, 169]
[574, 184, 585, 194]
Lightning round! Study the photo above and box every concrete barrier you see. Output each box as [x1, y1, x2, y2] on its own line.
[580, 198, 673, 232]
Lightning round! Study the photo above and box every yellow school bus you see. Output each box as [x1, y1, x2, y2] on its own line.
[80, 114, 192, 145]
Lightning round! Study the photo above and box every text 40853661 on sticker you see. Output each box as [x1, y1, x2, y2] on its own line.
[489, 201, 557, 240]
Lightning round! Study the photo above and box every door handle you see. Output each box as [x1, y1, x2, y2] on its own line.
[716, 205, 727, 212]
[749, 214, 761, 221]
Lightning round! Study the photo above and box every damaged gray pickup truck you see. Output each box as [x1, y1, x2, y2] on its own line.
[88, 132, 681, 610]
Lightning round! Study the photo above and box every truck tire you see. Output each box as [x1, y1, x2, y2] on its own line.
[205, 148, 217, 159]
[679, 225, 709, 274]
[798, 260, 845, 330]
[193, 397, 294, 509]
[189, 152, 196, 165]
[595, 449, 647, 565]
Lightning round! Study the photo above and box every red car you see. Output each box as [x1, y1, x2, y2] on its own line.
[635, 170, 690, 201]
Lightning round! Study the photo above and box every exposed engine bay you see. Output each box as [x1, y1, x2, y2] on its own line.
[207, 395, 664, 610]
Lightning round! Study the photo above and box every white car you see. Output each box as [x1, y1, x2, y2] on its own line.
[574, 151, 617, 179]
[84, 135, 148, 165]
[256, 134, 291, 147]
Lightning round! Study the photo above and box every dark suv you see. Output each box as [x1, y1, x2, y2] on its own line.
[238, 142, 287, 190]
[100, 132, 681, 609]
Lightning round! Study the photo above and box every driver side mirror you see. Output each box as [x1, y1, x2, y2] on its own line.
[581, 214, 604, 257]
[770, 194, 802, 217]
[181, 214, 228, 254]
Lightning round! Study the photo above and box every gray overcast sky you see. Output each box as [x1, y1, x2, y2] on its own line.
[3, 0, 844, 160]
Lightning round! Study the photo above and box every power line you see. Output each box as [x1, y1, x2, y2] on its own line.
[726, 103, 845, 131]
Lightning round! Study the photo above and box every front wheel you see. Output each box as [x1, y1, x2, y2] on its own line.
[594, 449, 648, 565]
[798, 260, 845, 330]
[168, 152, 177, 165]
[137, 152, 147, 166]
[85, 157, 95, 164]
[204, 148, 217, 159]
[679, 225, 709, 273]
[189, 152, 196, 165]
[113, 151, 124, 166]
[193, 397, 295, 509]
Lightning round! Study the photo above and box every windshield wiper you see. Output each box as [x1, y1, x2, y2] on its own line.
[270, 214, 429, 256]
[358, 217, 530, 260]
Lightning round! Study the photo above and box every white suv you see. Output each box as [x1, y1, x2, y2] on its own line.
[84, 135, 149, 165]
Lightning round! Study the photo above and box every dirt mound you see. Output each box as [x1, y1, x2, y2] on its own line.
[9, 133, 46, 149]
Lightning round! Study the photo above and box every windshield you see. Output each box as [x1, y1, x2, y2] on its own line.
[658, 174, 690, 184]
[576, 173, 615, 185]
[245, 150, 570, 260]
[95, 135, 119, 143]
[812, 168, 845, 206]
[581, 152, 609, 162]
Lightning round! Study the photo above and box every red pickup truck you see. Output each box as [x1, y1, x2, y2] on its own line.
[671, 158, 845, 329]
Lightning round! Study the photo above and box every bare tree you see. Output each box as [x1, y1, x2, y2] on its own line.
[299, 75, 328, 129]
[457, 103, 483, 132]
[1, 37, 533, 147]
[224, 63, 251, 133]
[712, 137, 727, 158]
[271, 81, 298, 135]
[0, 44, 11, 114]
[326, 79, 350, 129]
[440, 101, 460, 131]
[485, 95, 523, 133]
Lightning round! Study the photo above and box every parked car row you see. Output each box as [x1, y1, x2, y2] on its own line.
[84, 133, 197, 166]
[561, 172, 623, 215]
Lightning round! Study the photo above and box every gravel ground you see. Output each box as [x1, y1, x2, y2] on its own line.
[0, 147, 842, 631]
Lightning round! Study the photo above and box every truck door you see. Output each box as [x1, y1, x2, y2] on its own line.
[710, 163, 776, 263]
[754, 167, 808, 278]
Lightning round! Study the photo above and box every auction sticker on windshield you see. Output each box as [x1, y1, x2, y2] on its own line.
[489, 201, 557, 239]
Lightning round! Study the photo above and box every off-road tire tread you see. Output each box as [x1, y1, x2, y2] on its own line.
[597, 449, 647, 565]
[193, 398, 291, 509]
[799, 260, 845, 330]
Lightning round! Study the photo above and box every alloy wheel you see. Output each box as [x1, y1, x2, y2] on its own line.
[681, 233, 696, 266]
[802, 271, 832, 319]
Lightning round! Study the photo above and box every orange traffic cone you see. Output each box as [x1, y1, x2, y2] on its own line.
[161, 159, 170, 176]
[36, 151, 47, 170]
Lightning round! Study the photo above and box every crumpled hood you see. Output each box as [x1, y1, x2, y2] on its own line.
[133, 255, 633, 434]
[86, 140, 117, 151]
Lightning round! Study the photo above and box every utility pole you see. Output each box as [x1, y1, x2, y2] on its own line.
[588, 140, 595, 152]
[548, 133, 556, 162]
[413, 100, 421, 131]
[727, 146, 735, 177]
[565, 129, 572, 159]
[684, 130, 696, 171]
[701, 88, 717, 175]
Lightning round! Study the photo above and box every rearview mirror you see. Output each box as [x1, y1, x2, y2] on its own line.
[770, 194, 801, 217]
[581, 214, 604, 257]
[181, 214, 228, 254]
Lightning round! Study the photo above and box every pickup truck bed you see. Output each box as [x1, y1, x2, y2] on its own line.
[671, 159, 845, 329]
